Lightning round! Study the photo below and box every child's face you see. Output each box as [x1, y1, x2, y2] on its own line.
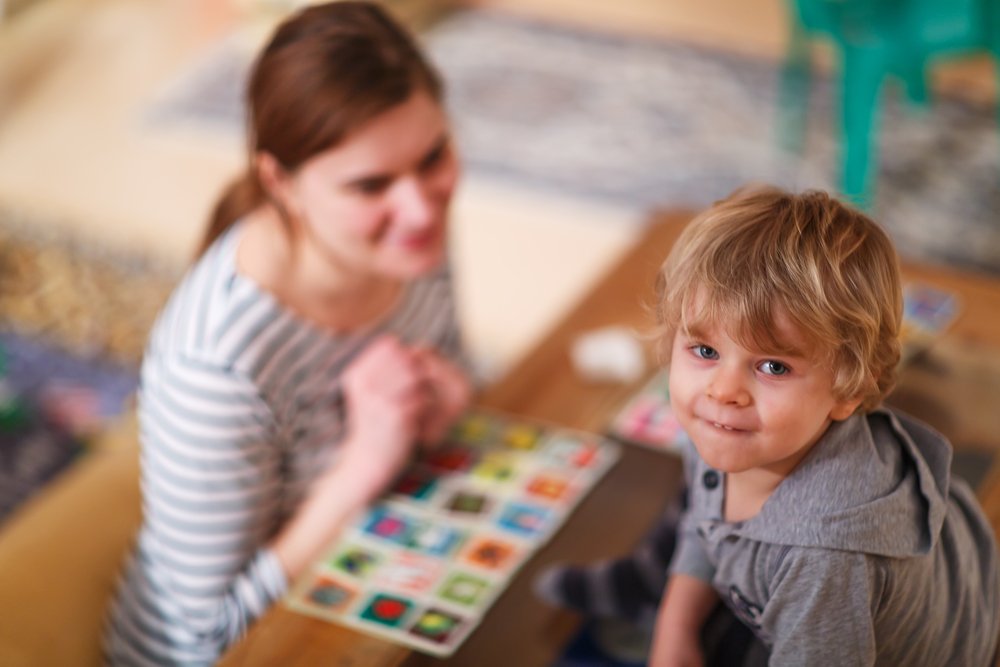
[668, 309, 860, 479]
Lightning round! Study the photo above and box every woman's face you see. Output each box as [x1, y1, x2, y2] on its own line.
[273, 90, 460, 280]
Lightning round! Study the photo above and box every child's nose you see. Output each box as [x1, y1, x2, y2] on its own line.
[706, 365, 751, 407]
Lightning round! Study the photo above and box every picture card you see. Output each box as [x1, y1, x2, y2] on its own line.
[285, 409, 620, 657]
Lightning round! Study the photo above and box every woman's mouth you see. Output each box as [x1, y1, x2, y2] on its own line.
[398, 229, 439, 251]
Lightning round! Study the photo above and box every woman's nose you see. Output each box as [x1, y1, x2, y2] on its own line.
[393, 176, 436, 228]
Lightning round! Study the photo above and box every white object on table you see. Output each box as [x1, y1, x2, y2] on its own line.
[570, 326, 647, 383]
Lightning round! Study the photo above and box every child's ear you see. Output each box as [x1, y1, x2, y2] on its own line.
[830, 397, 863, 421]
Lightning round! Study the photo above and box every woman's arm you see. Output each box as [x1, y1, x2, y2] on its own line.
[270, 335, 435, 579]
[119, 353, 290, 660]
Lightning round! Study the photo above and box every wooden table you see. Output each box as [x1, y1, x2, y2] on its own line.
[220, 210, 1000, 666]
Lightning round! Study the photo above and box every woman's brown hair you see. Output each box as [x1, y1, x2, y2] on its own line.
[198, 1, 444, 255]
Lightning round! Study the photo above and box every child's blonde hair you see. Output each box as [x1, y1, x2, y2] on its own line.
[656, 185, 902, 412]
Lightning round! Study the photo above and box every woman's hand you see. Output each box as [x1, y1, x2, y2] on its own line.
[412, 346, 473, 446]
[270, 336, 470, 579]
[337, 335, 432, 496]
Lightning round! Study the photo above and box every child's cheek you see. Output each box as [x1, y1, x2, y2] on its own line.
[666, 364, 691, 423]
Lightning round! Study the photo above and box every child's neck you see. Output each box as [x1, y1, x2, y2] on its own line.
[723, 468, 787, 523]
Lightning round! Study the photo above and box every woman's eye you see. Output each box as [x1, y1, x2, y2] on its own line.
[419, 145, 447, 171]
[759, 360, 789, 376]
[693, 345, 719, 360]
[352, 178, 390, 195]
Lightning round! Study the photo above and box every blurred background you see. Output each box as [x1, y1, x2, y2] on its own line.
[0, 0, 997, 519]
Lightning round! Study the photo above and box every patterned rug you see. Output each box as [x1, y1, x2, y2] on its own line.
[0, 331, 139, 524]
[0, 211, 175, 524]
[424, 11, 1000, 275]
[144, 8, 1000, 275]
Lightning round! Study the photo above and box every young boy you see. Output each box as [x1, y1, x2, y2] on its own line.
[536, 187, 1000, 665]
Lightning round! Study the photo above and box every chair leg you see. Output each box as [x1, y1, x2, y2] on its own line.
[901, 54, 930, 107]
[986, 0, 1000, 129]
[840, 46, 887, 207]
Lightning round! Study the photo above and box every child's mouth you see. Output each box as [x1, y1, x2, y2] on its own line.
[710, 421, 747, 433]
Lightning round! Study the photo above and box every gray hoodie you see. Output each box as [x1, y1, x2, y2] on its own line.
[670, 407, 1000, 666]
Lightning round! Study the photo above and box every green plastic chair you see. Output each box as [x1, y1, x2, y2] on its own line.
[779, 0, 1000, 206]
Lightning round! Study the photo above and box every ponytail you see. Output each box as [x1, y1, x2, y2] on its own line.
[197, 172, 264, 258]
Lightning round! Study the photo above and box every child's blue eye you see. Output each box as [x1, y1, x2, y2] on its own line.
[693, 345, 719, 360]
[759, 360, 789, 376]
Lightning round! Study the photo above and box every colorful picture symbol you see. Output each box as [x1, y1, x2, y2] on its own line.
[619, 394, 687, 447]
[903, 283, 958, 334]
[462, 536, 518, 570]
[391, 468, 438, 501]
[363, 506, 417, 546]
[421, 445, 477, 472]
[452, 414, 493, 443]
[438, 572, 490, 607]
[330, 545, 381, 579]
[375, 552, 444, 594]
[409, 522, 466, 557]
[526, 473, 571, 501]
[498, 502, 552, 537]
[472, 452, 518, 482]
[543, 436, 599, 469]
[445, 490, 491, 516]
[502, 424, 541, 450]
[306, 577, 356, 613]
[410, 608, 464, 644]
[359, 593, 414, 628]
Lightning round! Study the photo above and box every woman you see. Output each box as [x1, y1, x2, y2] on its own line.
[105, 3, 472, 664]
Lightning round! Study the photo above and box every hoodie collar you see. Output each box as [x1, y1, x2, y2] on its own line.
[716, 407, 952, 557]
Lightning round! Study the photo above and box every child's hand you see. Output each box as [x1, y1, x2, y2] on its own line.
[412, 346, 473, 447]
[338, 335, 431, 495]
[649, 634, 704, 667]
[650, 574, 716, 667]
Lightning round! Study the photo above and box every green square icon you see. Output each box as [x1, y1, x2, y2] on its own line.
[359, 593, 414, 628]
[438, 572, 490, 606]
[409, 607, 464, 644]
[329, 545, 381, 579]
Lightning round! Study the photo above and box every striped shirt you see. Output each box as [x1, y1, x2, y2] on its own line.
[104, 223, 465, 666]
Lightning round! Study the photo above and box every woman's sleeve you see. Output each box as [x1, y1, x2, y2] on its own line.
[127, 350, 288, 660]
